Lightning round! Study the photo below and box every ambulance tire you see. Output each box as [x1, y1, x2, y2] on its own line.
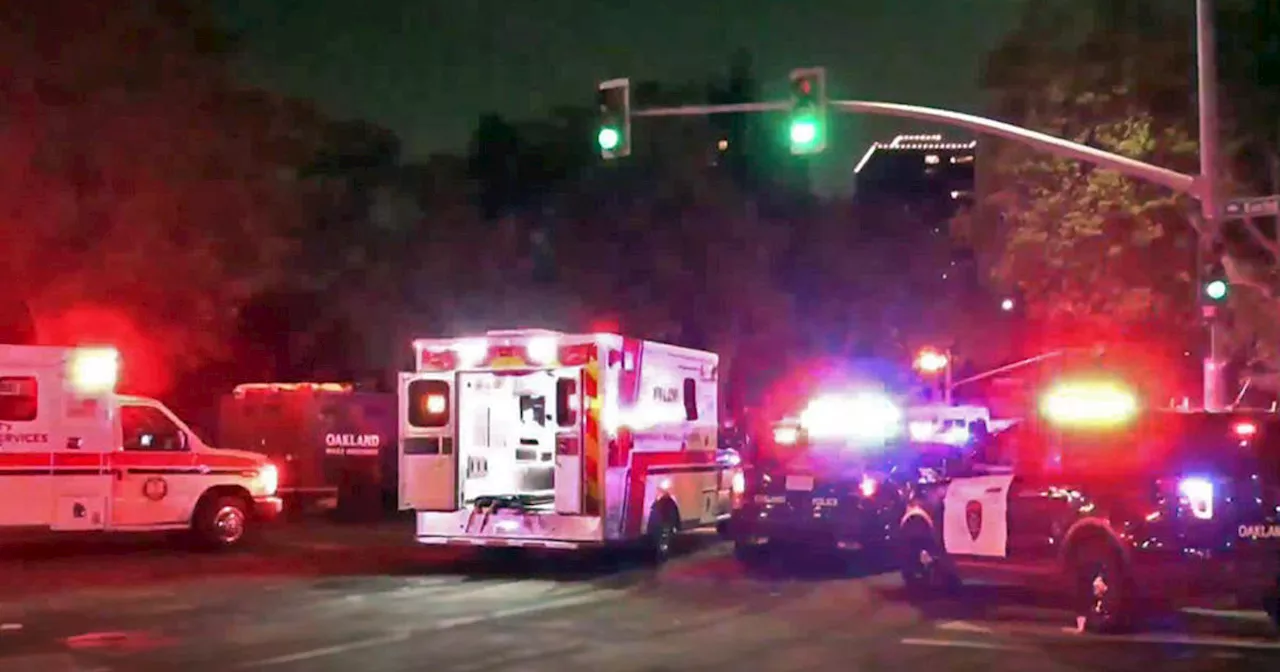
[1069, 539, 1135, 634]
[642, 501, 679, 565]
[192, 494, 254, 551]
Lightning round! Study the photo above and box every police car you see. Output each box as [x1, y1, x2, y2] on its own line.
[728, 391, 911, 562]
[898, 379, 1280, 632]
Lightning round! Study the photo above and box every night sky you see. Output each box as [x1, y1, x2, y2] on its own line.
[217, 0, 1023, 187]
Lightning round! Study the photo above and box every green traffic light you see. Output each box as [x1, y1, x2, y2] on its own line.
[597, 126, 621, 151]
[789, 118, 818, 147]
[1205, 279, 1228, 301]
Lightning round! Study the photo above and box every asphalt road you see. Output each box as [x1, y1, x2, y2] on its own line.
[1, 519, 1278, 672]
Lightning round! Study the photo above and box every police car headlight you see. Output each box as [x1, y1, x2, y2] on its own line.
[256, 464, 279, 497]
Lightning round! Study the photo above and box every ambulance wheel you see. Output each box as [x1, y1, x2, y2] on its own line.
[643, 503, 679, 565]
[193, 495, 253, 551]
[1070, 540, 1134, 634]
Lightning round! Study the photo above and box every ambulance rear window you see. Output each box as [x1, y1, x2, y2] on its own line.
[0, 376, 38, 422]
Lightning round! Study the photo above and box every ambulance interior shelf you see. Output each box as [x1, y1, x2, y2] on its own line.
[456, 369, 567, 505]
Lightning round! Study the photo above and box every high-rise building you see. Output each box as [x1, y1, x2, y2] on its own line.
[853, 134, 976, 210]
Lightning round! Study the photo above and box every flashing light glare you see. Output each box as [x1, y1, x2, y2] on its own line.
[1000, 298, 1015, 312]
[1205, 279, 1228, 301]
[908, 421, 935, 441]
[800, 393, 904, 441]
[454, 339, 488, 368]
[1177, 477, 1214, 520]
[424, 394, 447, 415]
[69, 347, 120, 394]
[859, 475, 878, 498]
[915, 349, 949, 374]
[938, 425, 971, 445]
[597, 126, 621, 151]
[773, 426, 800, 445]
[1233, 421, 1257, 437]
[790, 118, 818, 146]
[526, 336, 558, 364]
[731, 471, 746, 495]
[1039, 382, 1137, 425]
[256, 464, 279, 497]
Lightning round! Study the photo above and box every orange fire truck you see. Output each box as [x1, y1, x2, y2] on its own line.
[398, 329, 737, 561]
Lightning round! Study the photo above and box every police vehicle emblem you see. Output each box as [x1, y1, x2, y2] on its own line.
[965, 500, 983, 540]
[143, 477, 168, 501]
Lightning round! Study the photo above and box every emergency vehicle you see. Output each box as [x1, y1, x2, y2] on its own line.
[898, 378, 1280, 632]
[0, 345, 282, 548]
[906, 404, 993, 445]
[219, 383, 397, 514]
[729, 389, 911, 561]
[398, 329, 731, 561]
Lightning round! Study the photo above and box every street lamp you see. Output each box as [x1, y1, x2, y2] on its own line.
[914, 347, 953, 405]
[1000, 298, 1015, 312]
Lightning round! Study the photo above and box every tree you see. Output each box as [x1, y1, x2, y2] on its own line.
[963, 0, 1204, 353]
[0, 2, 317, 393]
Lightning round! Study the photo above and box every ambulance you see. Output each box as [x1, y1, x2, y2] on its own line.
[398, 329, 732, 561]
[0, 345, 282, 548]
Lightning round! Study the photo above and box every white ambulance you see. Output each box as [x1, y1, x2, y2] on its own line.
[0, 345, 282, 548]
[399, 329, 733, 561]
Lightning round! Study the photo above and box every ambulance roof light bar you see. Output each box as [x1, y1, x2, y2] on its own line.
[69, 347, 119, 394]
[233, 382, 353, 396]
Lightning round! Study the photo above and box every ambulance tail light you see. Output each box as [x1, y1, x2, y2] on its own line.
[256, 463, 279, 497]
[69, 347, 119, 394]
[555, 378, 579, 427]
[408, 379, 451, 428]
[1176, 476, 1214, 520]
[1040, 381, 1137, 427]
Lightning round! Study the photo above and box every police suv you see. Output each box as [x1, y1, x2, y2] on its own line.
[898, 379, 1280, 632]
[729, 391, 911, 562]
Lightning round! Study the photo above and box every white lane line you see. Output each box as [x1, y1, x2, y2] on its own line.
[1000, 623, 1280, 650]
[238, 631, 412, 668]
[239, 589, 626, 668]
[1179, 607, 1272, 622]
[937, 620, 994, 633]
[901, 637, 1027, 651]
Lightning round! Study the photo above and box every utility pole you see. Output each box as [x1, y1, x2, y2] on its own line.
[1196, 0, 1226, 411]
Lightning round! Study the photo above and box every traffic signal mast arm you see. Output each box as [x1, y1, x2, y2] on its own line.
[619, 97, 1199, 200]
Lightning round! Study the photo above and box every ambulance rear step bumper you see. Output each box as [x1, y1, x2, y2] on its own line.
[417, 535, 594, 550]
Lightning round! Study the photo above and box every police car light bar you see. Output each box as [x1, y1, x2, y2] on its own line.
[69, 347, 119, 394]
[800, 393, 904, 441]
[1040, 381, 1137, 426]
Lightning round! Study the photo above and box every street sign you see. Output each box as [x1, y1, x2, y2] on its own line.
[1222, 195, 1280, 219]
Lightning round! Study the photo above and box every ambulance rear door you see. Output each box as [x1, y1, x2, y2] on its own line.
[398, 372, 456, 511]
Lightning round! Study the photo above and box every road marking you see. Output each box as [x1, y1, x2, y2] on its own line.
[901, 637, 1027, 651]
[937, 620, 994, 633]
[1179, 607, 1272, 622]
[240, 589, 626, 668]
[238, 631, 412, 667]
[1002, 623, 1280, 650]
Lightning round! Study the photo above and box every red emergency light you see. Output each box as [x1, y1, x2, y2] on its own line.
[233, 382, 352, 396]
[1232, 421, 1258, 438]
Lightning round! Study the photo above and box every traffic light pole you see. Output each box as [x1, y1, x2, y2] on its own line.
[607, 0, 1224, 408]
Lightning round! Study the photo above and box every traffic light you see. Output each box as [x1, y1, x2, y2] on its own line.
[1202, 262, 1229, 303]
[597, 78, 631, 159]
[788, 67, 827, 155]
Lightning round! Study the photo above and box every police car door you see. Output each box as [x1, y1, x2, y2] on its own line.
[942, 434, 1015, 558]
[398, 373, 456, 511]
